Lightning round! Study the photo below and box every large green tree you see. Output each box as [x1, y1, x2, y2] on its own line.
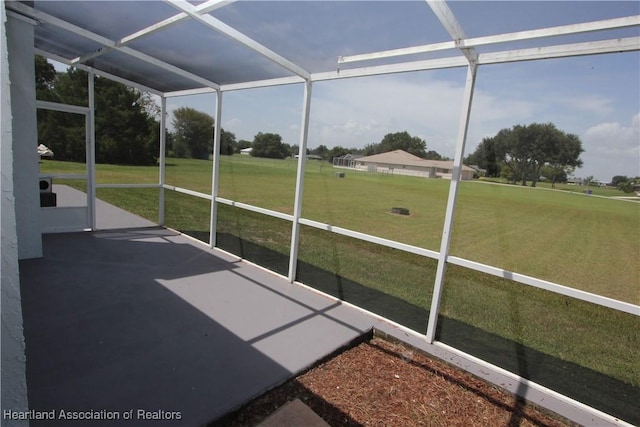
[36, 57, 159, 165]
[364, 131, 428, 158]
[467, 123, 583, 186]
[251, 132, 290, 159]
[464, 136, 501, 177]
[219, 128, 237, 155]
[171, 107, 214, 160]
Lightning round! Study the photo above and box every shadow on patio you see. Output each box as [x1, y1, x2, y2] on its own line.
[19, 228, 372, 426]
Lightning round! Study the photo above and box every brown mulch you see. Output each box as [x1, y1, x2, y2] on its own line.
[212, 336, 573, 427]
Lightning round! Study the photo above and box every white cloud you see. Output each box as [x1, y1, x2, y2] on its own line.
[307, 74, 466, 155]
[584, 114, 640, 156]
[579, 114, 640, 179]
[561, 95, 614, 116]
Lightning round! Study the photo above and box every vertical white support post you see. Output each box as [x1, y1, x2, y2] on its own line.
[288, 80, 313, 283]
[425, 62, 478, 343]
[159, 96, 166, 226]
[209, 90, 222, 248]
[87, 72, 96, 230]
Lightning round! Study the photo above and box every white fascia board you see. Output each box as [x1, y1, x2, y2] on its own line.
[314, 55, 468, 82]
[35, 49, 165, 96]
[339, 15, 640, 65]
[478, 36, 640, 65]
[9, 3, 220, 90]
[77, 0, 236, 64]
[164, 0, 311, 80]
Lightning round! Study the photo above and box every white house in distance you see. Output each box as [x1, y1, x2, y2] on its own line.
[347, 149, 475, 180]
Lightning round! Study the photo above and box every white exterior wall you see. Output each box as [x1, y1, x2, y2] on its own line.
[1, 10, 31, 427]
[7, 11, 41, 260]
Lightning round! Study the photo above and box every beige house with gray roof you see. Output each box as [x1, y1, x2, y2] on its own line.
[352, 150, 475, 180]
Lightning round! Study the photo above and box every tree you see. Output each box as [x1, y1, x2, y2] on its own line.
[36, 61, 159, 165]
[477, 123, 583, 186]
[465, 136, 501, 177]
[329, 146, 350, 162]
[251, 133, 290, 159]
[219, 129, 237, 155]
[612, 175, 640, 193]
[94, 77, 159, 165]
[424, 150, 444, 160]
[236, 140, 252, 153]
[172, 107, 214, 160]
[545, 132, 583, 188]
[35, 55, 56, 98]
[611, 175, 629, 186]
[311, 144, 330, 160]
[365, 131, 428, 158]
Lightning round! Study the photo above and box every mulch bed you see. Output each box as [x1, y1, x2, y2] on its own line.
[212, 336, 573, 427]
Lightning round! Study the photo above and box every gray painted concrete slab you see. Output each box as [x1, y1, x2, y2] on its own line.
[19, 228, 373, 426]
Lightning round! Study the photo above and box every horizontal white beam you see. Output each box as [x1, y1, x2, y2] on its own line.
[216, 197, 294, 222]
[447, 256, 640, 316]
[316, 55, 469, 82]
[299, 218, 440, 260]
[8, 2, 220, 90]
[164, 0, 311, 80]
[162, 185, 212, 200]
[36, 100, 89, 115]
[339, 15, 640, 65]
[478, 37, 640, 64]
[164, 87, 217, 98]
[95, 183, 161, 189]
[219, 76, 305, 92]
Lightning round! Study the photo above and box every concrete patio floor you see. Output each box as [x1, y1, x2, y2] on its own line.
[19, 225, 376, 426]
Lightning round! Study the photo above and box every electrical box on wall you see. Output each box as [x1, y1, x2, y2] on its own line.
[39, 177, 56, 207]
[39, 177, 52, 193]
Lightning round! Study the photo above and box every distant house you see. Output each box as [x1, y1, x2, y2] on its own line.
[333, 153, 359, 168]
[240, 147, 252, 155]
[351, 150, 475, 180]
[567, 177, 583, 185]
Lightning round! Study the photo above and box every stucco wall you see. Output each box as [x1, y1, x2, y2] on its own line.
[7, 11, 41, 260]
[1, 10, 32, 427]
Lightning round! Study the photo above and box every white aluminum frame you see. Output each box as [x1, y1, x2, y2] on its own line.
[15, 1, 640, 423]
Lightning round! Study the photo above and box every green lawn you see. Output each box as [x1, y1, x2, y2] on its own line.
[41, 156, 640, 303]
[41, 157, 640, 390]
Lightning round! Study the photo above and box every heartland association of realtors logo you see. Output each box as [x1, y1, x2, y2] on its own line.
[3, 409, 182, 421]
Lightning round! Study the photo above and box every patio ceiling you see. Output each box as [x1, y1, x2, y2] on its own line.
[5, 1, 640, 96]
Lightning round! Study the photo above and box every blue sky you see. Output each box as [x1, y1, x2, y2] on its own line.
[164, 1, 639, 182]
[53, 1, 639, 182]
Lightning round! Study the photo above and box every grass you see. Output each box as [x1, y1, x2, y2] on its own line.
[41, 157, 640, 390]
